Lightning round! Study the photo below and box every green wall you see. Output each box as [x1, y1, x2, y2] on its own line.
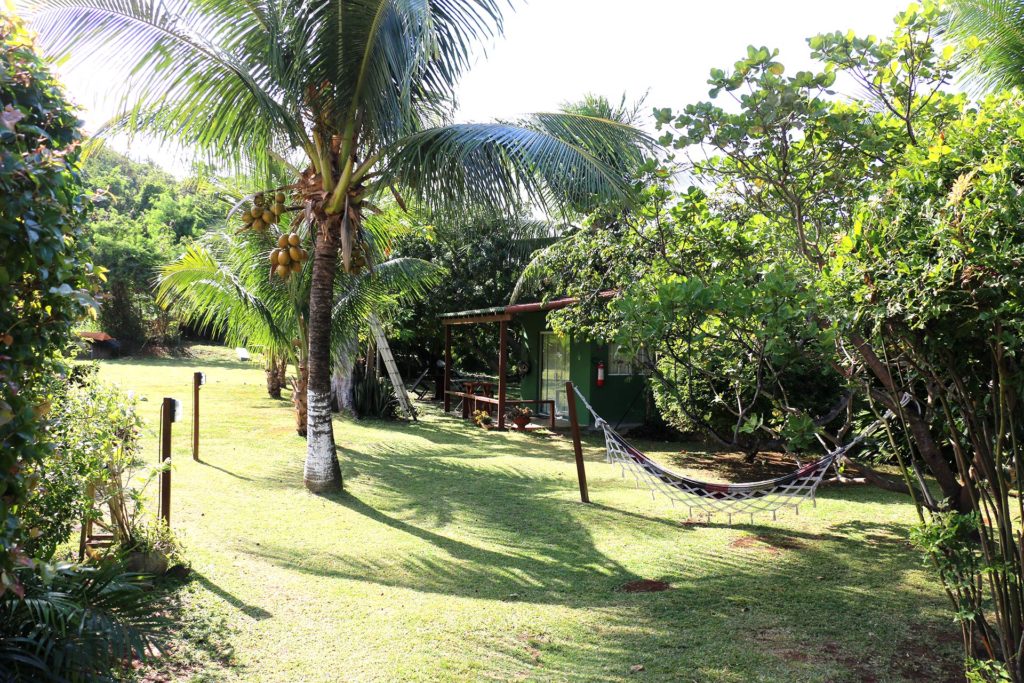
[516, 310, 647, 428]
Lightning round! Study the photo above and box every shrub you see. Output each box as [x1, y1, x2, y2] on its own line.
[19, 366, 142, 561]
[0, 10, 95, 585]
[0, 560, 162, 682]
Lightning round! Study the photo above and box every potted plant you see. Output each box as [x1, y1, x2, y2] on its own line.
[473, 409, 493, 429]
[507, 405, 533, 430]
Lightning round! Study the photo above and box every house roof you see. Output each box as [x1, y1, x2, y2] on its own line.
[440, 292, 615, 325]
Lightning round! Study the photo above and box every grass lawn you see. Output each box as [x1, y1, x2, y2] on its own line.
[96, 346, 963, 683]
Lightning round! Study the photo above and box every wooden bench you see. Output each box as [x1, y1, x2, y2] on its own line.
[445, 391, 556, 428]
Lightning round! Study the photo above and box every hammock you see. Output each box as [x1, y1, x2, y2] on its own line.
[570, 385, 902, 523]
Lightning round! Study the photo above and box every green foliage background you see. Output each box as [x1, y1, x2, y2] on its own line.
[81, 147, 223, 349]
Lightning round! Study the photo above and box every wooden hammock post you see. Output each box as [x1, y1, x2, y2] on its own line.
[159, 397, 174, 526]
[565, 381, 590, 503]
[192, 372, 203, 461]
[443, 324, 452, 412]
[497, 320, 508, 430]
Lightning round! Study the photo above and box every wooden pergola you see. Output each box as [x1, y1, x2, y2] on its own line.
[440, 297, 587, 429]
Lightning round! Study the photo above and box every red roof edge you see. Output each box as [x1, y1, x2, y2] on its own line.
[504, 290, 616, 316]
[78, 331, 114, 342]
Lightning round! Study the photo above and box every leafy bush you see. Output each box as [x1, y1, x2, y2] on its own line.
[19, 366, 142, 560]
[833, 91, 1024, 679]
[18, 366, 180, 571]
[0, 560, 162, 682]
[0, 11, 95, 585]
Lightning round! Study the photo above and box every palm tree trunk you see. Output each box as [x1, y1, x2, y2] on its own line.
[332, 335, 358, 415]
[293, 363, 308, 436]
[266, 356, 286, 397]
[304, 217, 343, 493]
[277, 358, 287, 393]
[266, 357, 282, 399]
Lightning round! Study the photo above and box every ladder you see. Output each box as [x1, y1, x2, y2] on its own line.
[368, 315, 416, 420]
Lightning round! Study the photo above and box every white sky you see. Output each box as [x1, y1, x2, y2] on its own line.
[454, 0, 907, 124]
[45, 0, 910, 171]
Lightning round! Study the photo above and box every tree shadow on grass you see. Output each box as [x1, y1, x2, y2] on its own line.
[235, 408, 960, 680]
[245, 432, 959, 680]
[197, 459, 254, 481]
[190, 571, 273, 621]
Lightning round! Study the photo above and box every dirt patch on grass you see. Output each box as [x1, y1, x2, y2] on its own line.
[729, 534, 805, 554]
[889, 629, 965, 683]
[664, 450, 800, 484]
[756, 627, 965, 683]
[620, 579, 671, 593]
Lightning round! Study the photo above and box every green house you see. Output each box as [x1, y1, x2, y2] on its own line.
[440, 296, 649, 429]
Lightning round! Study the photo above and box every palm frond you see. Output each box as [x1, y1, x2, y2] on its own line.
[384, 115, 653, 219]
[330, 256, 443, 362]
[509, 244, 550, 304]
[24, 0, 307, 176]
[156, 236, 297, 360]
[947, 0, 1024, 90]
[307, 0, 506, 146]
[0, 562, 164, 681]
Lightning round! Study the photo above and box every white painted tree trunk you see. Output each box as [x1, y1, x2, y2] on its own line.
[331, 336, 358, 415]
[304, 388, 341, 493]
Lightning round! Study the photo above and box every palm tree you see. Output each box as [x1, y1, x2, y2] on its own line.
[157, 223, 441, 435]
[947, 0, 1024, 89]
[513, 94, 652, 302]
[28, 0, 649, 492]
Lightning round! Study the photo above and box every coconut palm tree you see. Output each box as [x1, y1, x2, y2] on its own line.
[947, 0, 1024, 89]
[27, 0, 650, 492]
[157, 222, 441, 435]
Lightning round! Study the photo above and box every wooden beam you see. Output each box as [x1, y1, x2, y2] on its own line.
[159, 397, 173, 525]
[497, 320, 508, 430]
[192, 372, 201, 461]
[565, 381, 590, 503]
[443, 324, 452, 412]
[441, 313, 513, 326]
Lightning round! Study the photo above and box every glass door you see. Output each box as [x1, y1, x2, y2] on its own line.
[540, 332, 571, 416]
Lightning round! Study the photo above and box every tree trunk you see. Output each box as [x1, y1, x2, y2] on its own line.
[304, 216, 343, 493]
[277, 358, 287, 394]
[293, 363, 308, 436]
[331, 336, 358, 415]
[266, 356, 283, 399]
[849, 333, 966, 509]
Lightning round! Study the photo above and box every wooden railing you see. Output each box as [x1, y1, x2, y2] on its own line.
[445, 391, 556, 428]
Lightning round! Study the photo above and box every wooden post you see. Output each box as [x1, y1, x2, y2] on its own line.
[192, 372, 201, 461]
[497, 321, 508, 430]
[443, 324, 452, 412]
[565, 381, 590, 503]
[159, 397, 173, 526]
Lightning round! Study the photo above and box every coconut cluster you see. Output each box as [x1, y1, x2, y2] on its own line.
[270, 232, 309, 280]
[350, 240, 368, 274]
[240, 191, 288, 232]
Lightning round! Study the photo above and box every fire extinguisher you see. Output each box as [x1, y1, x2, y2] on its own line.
[596, 360, 605, 388]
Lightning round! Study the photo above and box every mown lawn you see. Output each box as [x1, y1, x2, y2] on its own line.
[97, 346, 963, 683]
